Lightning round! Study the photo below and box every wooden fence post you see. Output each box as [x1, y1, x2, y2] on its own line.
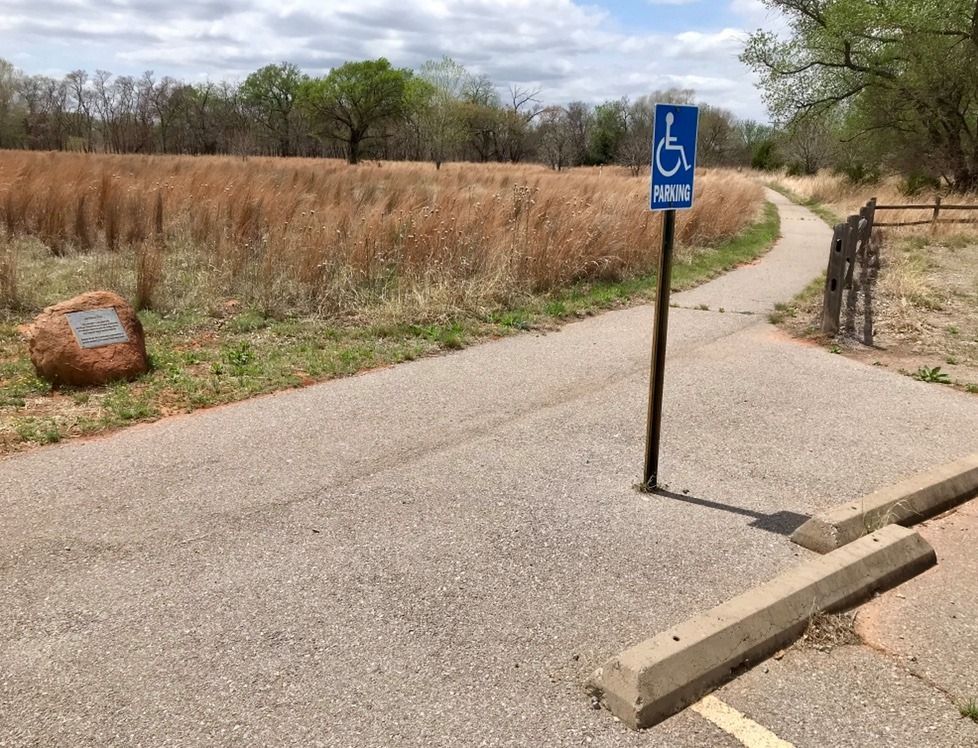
[863, 229, 881, 347]
[864, 197, 877, 227]
[822, 222, 848, 335]
[932, 195, 942, 231]
[842, 214, 861, 337]
[857, 199, 877, 345]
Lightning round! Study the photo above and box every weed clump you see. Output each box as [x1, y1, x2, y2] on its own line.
[796, 611, 860, 652]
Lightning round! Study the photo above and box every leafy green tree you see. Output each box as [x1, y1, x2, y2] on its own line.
[240, 62, 306, 157]
[750, 138, 782, 171]
[298, 58, 417, 164]
[588, 98, 628, 164]
[742, 0, 978, 190]
[737, 120, 774, 165]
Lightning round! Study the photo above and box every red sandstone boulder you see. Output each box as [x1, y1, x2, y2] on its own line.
[24, 291, 149, 386]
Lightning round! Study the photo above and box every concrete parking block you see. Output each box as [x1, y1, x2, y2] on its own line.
[792, 452, 978, 553]
[588, 525, 936, 729]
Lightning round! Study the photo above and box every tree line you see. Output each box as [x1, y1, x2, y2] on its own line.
[7, 9, 966, 194]
[0, 56, 784, 171]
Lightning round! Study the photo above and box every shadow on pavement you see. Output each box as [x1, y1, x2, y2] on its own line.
[653, 488, 809, 536]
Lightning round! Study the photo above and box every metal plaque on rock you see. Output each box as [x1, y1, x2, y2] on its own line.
[65, 308, 130, 349]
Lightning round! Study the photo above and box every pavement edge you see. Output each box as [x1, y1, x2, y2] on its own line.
[791, 453, 978, 554]
[587, 525, 936, 730]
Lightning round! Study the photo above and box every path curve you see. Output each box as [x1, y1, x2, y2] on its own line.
[675, 188, 830, 313]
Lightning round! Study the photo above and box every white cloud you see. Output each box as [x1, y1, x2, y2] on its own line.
[669, 28, 746, 56]
[0, 0, 778, 120]
[729, 0, 789, 34]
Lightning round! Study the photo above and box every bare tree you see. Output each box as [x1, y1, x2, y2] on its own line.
[784, 116, 836, 174]
[18, 75, 69, 150]
[697, 105, 738, 167]
[497, 84, 543, 163]
[618, 97, 653, 176]
[92, 70, 117, 152]
[147, 76, 179, 152]
[538, 106, 572, 170]
[417, 57, 470, 168]
[460, 74, 501, 162]
[564, 101, 592, 166]
[65, 70, 96, 151]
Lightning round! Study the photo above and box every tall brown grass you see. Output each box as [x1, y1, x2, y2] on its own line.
[773, 171, 978, 235]
[0, 151, 763, 317]
[0, 242, 15, 309]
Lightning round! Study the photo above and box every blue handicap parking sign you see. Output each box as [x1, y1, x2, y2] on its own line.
[650, 104, 699, 211]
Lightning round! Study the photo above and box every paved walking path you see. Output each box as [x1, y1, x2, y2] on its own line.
[3, 190, 978, 746]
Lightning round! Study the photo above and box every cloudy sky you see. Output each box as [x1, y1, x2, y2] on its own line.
[0, 0, 785, 120]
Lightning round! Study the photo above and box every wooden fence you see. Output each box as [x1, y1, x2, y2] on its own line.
[873, 197, 978, 228]
[822, 199, 879, 343]
[822, 197, 978, 344]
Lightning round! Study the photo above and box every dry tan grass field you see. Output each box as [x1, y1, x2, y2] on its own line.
[0, 152, 763, 318]
[0, 152, 773, 452]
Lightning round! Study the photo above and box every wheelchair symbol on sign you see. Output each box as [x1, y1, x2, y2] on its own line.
[655, 112, 692, 178]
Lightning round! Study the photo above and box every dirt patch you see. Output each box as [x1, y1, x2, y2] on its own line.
[778, 234, 978, 392]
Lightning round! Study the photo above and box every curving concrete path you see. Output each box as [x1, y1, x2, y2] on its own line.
[3, 190, 978, 746]
[675, 189, 829, 313]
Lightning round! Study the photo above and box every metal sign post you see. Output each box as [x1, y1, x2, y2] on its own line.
[644, 103, 699, 490]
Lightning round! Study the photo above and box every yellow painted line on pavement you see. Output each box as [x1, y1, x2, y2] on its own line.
[690, 695, 795, 748]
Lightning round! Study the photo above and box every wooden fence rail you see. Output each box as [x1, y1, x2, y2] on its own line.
[873, 196, 978, 227]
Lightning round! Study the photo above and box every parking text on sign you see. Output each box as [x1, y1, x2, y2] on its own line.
[651, 184, 693, 205]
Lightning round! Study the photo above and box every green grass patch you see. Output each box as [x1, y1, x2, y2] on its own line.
[768, 274, 824, 326]
[13, 417, 62, 445]
[0, 202, 782, 452]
